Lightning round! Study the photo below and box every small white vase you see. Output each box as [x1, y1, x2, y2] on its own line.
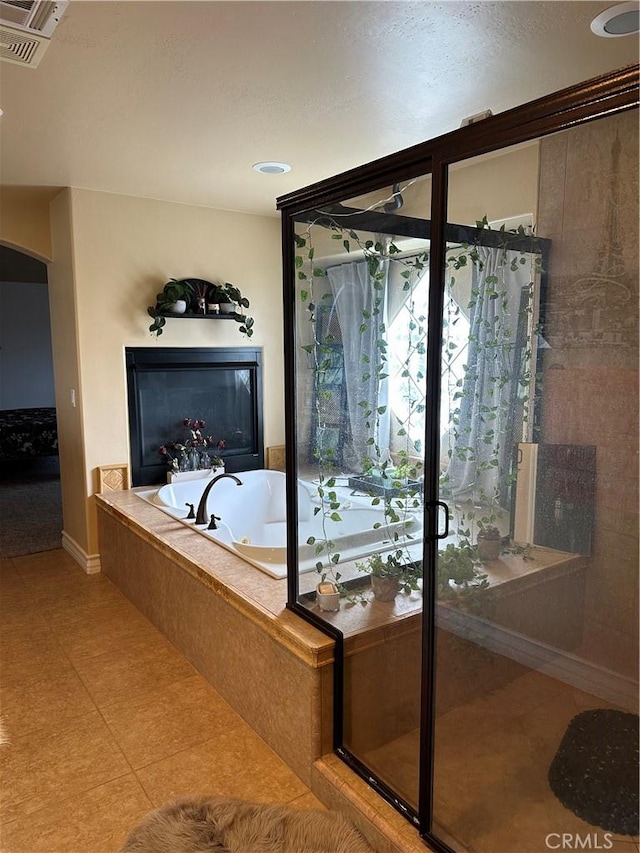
[167, 466, 224, 484]
[169, 299, 187, 314]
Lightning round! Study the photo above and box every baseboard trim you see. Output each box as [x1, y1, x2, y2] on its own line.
[439, 606, 638, 712]
[61, 531, 101, 574]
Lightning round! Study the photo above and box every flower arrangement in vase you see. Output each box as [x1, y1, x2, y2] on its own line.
[159, 417, 225, 481]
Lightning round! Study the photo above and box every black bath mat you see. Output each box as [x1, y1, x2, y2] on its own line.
[548, 709, 639, 836]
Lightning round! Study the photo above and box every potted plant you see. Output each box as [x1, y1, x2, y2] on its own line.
[147, 279, 195, 336]
[148, 279, 255, 338]
[358, 552, 421, 601]
[476, 525, 502, 561]
[209, 284, 235, 315]
[437, 541, 490, 610]
[211, 282, 255, 337]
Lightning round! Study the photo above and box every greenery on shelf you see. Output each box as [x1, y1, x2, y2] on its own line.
[147, 278, 254, 338]
[357, 551, 421, 594]
[147, 279, 195, 336]
[436, 541, 492, 613]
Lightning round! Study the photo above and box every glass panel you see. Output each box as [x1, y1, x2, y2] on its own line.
[433, 113, 639, 851]
[292, 174, 432, 809]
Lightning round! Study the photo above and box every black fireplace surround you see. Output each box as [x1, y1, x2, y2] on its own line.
[126, 347, 264, 486]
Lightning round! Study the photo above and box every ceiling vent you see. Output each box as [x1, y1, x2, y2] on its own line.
[0, 0, 67, 67]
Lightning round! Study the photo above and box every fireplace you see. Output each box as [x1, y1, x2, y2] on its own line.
[126, 347, 264, 486]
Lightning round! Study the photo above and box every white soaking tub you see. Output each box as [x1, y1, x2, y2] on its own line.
[137, 469, 421, 579]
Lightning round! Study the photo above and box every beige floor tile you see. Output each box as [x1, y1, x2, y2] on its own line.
[0, 605, 52, 639]
[433, 721, 549, 842]
[12, 550, 80, 579]
[0, 774, 153, 853]
[136, 722, 308, 807]
[570, 686, 626, 713]
[0, 566, 27, 598]
[71, 635, 197, 708]
[365, 728, 419, 808]
[32, 580, 133, 622]
[101, 674, 246, 769]
[0, 632, 74, 689]
[0, 571, 46, 620]
[436, 690, 516, 749]
[0, 710, 131, 823]
[518, 688, 585, 770]
[0, 670, 96, 740]
[481, 669, 565, 716]
[44, 595, 147, 634]
[51, 606, 161, 662]
[287, 791, 327, 810]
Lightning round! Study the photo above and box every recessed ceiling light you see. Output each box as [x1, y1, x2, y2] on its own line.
[591, 1, 640, 37]
[252, 161, 291, 175]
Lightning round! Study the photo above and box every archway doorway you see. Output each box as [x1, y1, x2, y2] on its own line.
[0, 244, 62, 557]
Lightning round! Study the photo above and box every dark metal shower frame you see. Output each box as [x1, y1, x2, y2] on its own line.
[277, 65, 639, 851]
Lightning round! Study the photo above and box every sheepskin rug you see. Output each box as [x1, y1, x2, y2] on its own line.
[120, 795, 374, 853]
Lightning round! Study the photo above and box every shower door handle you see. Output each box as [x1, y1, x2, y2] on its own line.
[426, 501, 450, 539]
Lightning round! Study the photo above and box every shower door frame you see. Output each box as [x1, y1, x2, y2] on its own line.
[277, 64, 639, 849]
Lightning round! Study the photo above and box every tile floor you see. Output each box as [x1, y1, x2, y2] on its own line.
[365, 671, 639, 853]
[2, 547, 637, 853]
[0, 549, 324, 853]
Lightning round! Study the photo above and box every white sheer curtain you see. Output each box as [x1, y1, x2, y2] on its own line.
[446, 245, 533, 507]
[326, 260, 389, 472]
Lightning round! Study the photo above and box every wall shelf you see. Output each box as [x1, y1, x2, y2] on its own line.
[163, 312, 242, 321]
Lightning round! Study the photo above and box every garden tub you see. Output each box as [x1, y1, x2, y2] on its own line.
[137, 469, 421, 579]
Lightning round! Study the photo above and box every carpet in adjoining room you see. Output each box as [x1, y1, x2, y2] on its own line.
[0, 458, 63, 558]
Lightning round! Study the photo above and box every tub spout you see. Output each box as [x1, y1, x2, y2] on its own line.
[195, 473, 243, 526]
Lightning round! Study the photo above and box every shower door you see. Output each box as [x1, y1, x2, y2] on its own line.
[278, 66, 639, 852]
[430, 110, 639, 853]
[285, 171, 434, 817]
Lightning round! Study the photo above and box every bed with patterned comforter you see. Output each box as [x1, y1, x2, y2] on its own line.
[0, 408, 58, 460]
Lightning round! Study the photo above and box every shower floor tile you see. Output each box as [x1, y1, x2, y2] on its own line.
[362, 670, 638, 853]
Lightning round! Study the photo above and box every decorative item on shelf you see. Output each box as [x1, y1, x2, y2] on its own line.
[476, 525, 502, 561]
[210, 282, 255, 334]
[316, 581, 340, 611]
[159, 417, 226, 480]
[188, 279, 209, 315]
[167, 467, 224, 484]
[146, 278, 254, 337]
[436, 541, 491, 613]
[147, 279, 197, 335]
[357, 552, 421, 602]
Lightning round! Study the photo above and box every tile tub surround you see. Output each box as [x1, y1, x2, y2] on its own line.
[96, 491, 334, 787]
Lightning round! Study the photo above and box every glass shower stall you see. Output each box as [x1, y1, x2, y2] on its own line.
[277, 66, 639, 852]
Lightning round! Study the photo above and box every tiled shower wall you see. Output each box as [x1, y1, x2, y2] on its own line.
[537, 110, 639, 680]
